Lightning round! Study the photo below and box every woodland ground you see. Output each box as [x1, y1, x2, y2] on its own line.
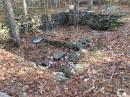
[0, 4, 130, 97]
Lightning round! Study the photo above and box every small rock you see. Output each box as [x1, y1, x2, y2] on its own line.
[53, 72, 69, 81]
[79, 38, 86, 44]
[117, 89, 128, 97]
[59, 66, 71, 78]
[42, 48, 49, 53]
[65, 41, 76, 49]
[48, 56, 54, 60]
[38, 66, 46, 70]
[79, 37, 91, 45]
[89, 45, 98, 51]
[53, 51, 66, 61]
[64, 54, 69, 61]
[23, 92, 28, 96]
[48, 60, 56, 66]
[40, 59, 49, 67]
[40, 59, 56, 68]
[81, 49, 86, 53]
[127, 64, 130, 68]
[76, 42, 83, 50]
[22, 85, 29, 91]
[70, 52, 79, 63]
[32, 37, 43, 44]
[36, 29, 43, 33]
[0, 92, 11, 97]
[68, 62, 76, 74]
[122, 76, 130, 83]
[68, 62, 75, 70]
[75, 64, 86, 73]
[84, 78, 90, 83]
[85, 37, 91, 43]
[122, 76, 129, 81]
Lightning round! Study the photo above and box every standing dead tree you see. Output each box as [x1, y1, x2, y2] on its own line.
[2, 0, 20, 47]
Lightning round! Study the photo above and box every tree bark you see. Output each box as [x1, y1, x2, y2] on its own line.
[22, 0, 28, 16]
[88, 0, 93, 11]
[2, 0, 20, 47]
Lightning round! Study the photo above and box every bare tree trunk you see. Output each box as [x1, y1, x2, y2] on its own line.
[22, 0, 28, 16]
[88, 0, 93, 11]
[2, 0, 20, 47]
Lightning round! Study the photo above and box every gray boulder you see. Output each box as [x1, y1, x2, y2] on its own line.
[32, 37, 43, 44]
[0, 92, 11, 97]
[53, 51, 66, 61]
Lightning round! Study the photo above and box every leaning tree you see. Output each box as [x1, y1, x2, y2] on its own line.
[2, 0, 20, 47]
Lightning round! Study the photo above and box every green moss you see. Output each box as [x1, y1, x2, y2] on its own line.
[110, 17, 128, 29]
[88, 50, 103, 59]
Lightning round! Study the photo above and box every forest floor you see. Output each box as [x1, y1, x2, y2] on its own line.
[1, 25, 130, 97]
[0, 5, 130, 97]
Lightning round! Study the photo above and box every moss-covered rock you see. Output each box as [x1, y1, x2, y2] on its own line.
[68, 11, 129, 30]
[84, 13, 128, 30]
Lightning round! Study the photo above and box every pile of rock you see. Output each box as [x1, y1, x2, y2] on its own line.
[40, 12, 69, 31]
[16, 11, 128, 32]
[42, 11, 128, 31]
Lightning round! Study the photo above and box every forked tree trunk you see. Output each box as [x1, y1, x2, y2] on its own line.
[2, 0, 20, 47]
